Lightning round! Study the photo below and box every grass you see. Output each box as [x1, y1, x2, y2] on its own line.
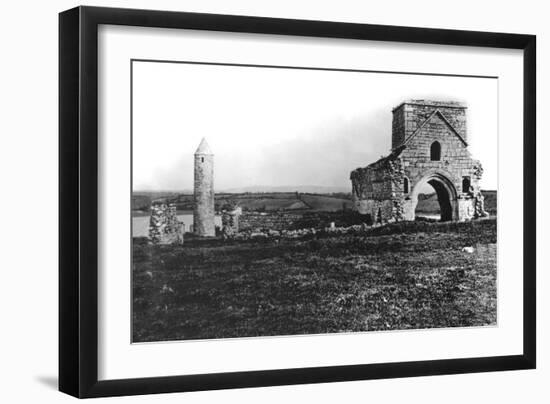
[133, 191, 353, 213]
[132, 218, 497, 342]
[133, 190, 497, 216]
[415, 190, 497, 215]
[300, 194, 354, 211]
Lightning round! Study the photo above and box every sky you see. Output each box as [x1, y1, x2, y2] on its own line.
[132, 61, 498, 192]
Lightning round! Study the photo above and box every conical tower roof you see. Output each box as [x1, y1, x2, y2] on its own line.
[194, 137, 213, 155]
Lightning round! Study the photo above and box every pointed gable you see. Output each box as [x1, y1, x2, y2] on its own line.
[401, 109, 468, 148]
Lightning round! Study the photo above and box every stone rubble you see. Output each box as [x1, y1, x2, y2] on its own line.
[224, 221, 384, 241]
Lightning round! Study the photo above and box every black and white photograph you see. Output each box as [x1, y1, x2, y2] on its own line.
[57, 6, 537, 395]
[131, 61, 498, 342]
[0, 0, 544, 401]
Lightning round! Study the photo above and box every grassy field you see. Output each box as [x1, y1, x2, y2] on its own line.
[416, 190, 497, 215]
[132, 218, 497, 342]
[300, 193, 354, 211]
[133, 190, 496, 216]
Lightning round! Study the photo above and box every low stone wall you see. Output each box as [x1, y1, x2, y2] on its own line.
[221, 209, 371, 234]
[238, 211, 303, 232]
[226, 216, 496, 241]
[228, 222, 376, 241]
[148, 203, 184, 245]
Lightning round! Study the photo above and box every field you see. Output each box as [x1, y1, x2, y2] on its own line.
[416, 190, 497, 216]
[132, 190, 497, 215]
[132, 218, 497, 342]
[133, 191, 351, 212]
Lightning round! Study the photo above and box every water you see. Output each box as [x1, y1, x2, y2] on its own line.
[416, 213, 441, 220]
[132, 214, 222, 237]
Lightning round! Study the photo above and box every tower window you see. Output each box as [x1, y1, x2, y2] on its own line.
[462, 176, 471, 193]
[403, 177, 409, 194]
[201, 157, 204, 163]
[430, 141, 441, 161]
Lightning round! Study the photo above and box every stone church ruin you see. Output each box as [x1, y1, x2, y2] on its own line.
[350, 100, 488, 223]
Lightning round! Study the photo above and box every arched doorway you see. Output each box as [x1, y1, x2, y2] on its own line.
[409, 173, 457, 222]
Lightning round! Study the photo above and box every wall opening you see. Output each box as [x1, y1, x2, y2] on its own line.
[363, 213, 373, 226]
[201, 157, 204, 163]
[462, 176, 471, 193]
[403, 177, 409, 194]
[430, 141, 441, 161]
[352, 183, 358, 197]
[414, 179, 453, 222]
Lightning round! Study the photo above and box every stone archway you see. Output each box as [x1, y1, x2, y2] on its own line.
[350, 100, 486, 223]
[405, 172, 458, 222]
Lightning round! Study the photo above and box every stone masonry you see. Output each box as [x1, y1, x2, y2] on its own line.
[148, 202, 184, 245]
[221, 209, 371, 235]
[350, 100, 488, 223]
[193, 138, 216, 237]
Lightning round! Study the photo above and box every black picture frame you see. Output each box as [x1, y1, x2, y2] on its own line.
[59, 5, 536, 398]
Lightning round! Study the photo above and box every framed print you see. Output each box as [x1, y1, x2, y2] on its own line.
[59, 6, 536, 398]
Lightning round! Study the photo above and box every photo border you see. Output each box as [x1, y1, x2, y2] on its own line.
[59, 6, 536, 398]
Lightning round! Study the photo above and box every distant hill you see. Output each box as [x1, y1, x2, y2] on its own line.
[132, 192, 180, 211]
[218, 192, 353, 213]
[220, 185, 350, 194]
[132, 191, 353, 213]
[133, 189, 496, 216]
[300, 194, 353, 211]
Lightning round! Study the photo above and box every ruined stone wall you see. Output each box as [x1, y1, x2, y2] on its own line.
[233, 211, 303, 232]
[193, 153, 215, 237]
[221, 207, 240, 236]
[352, 100, 487, 224]
[221, 210, 370, 234]
[350, 155, 405, 223]
[392, 100, 467, 149]
[148, 203, 184, 245]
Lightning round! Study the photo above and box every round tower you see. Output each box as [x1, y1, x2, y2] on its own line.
[193, 138, 215, 237]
